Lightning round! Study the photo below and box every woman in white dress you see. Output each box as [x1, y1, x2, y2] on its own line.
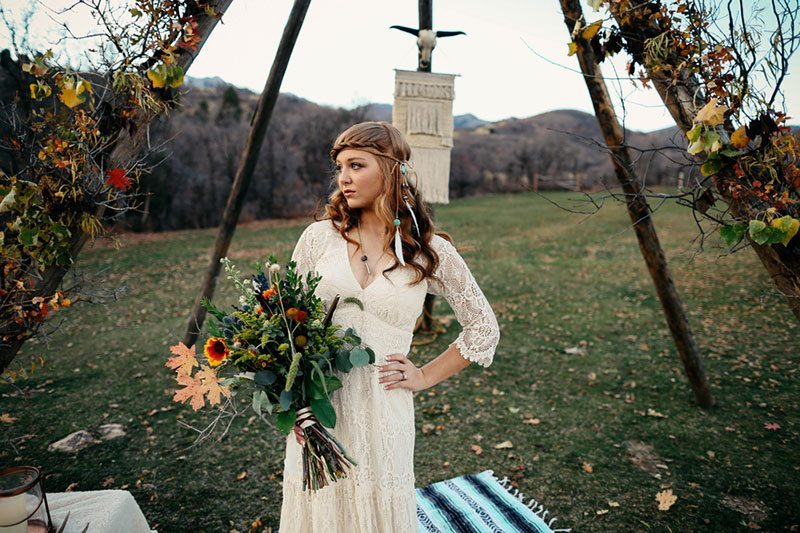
[279, 121, 500, 532]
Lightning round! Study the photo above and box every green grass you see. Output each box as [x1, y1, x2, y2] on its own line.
[3, 189, 798, 532]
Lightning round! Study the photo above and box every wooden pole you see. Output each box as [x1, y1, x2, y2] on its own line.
[182, 0, 311, 347]
[559, 0, 713, 407]
[419, 0, 432, 72]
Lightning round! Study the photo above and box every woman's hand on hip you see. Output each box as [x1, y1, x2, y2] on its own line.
[378, 354, 428, 392]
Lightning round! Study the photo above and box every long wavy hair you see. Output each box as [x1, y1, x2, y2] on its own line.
[315, 120, 453, 286]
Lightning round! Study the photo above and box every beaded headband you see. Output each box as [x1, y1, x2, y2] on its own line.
[331, 144, 421, 266]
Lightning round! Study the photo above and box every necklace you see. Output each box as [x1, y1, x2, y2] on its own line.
[356, 222, 387, 277]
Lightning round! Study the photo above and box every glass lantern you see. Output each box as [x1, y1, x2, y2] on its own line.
[0, 466, 53, 533]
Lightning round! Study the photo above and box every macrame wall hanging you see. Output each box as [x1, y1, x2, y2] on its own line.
[392, 69, 457, 204]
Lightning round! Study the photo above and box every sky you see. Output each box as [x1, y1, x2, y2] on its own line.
[2, 0, 799, 132]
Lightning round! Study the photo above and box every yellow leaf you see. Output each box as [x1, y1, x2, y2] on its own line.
[147, 67, 167, 89]
[687, 139, 705, 155]
[29, 81, 52, 100]
[730, 125, 749, 149]
[0, 413, 17, 424]
[236, 470, 248, 481]
[694, 97, 727, 126]
[58, 79, 91, 108]
[582, 20, 602, 40]
[567, 42, 578, 56]
[494, 440, 514, 449]
[582, 462, 594, 473]
[655, 488, 677, 511]
[771, 215, 799, 246]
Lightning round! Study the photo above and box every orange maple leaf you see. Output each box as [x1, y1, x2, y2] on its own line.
[173, 371, 206, 411]
[196, 366, 231, 406]
[166, 342, 199, 376]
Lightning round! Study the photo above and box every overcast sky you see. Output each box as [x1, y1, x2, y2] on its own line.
[3, 0, 799, 132]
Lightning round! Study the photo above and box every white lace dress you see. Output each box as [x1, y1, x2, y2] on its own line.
[279, 219, 501, 533]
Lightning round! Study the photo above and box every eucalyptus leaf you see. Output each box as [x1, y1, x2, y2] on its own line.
[350, 347, 369, 367]
[279, 389, 294, 411]
[254, 370, 276, 386]
[335, 348, 353, 372]
[260, 391, 273, 415]
[252, 390, 262, 416]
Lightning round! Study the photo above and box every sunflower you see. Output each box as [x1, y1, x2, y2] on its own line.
[204, 337, 230, 367]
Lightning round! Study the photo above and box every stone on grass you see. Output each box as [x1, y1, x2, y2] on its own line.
[98, 423, 126, 440]
[48, 430, 100, 453]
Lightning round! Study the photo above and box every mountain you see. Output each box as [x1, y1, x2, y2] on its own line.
[183, 75, 230, 90]
[358, 102, 489, 130]
[454, 113, 489, 130]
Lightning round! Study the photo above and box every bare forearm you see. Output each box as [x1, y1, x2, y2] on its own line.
[420, 343, 472, 390]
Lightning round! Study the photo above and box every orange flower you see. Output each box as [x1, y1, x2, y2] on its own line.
[287, 307, 308, 323]
[255, 306, 263, 315]
[203, 337, 229, 367]
[262, 286, 276, 299]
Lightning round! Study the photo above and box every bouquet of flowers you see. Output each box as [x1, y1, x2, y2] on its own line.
[166, 255, 375, 491]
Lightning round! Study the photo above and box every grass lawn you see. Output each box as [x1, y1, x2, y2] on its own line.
[2, 188, 798, 532]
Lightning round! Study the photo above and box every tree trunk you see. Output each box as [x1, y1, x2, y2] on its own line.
[607, 2, 800, 322]
[0, 0, 235, 372]
[183, 0, 311, 347]
[559, 0, 713, 408]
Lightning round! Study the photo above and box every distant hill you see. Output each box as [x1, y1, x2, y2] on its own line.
[171, 78, 691, 202]
[132, 75, 797, 231]
[184, 75, 230, 90]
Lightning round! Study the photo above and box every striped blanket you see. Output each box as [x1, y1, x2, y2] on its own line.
[416, 470, 571, 532]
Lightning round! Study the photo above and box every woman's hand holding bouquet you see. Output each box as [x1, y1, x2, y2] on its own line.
[166, 255, 375, 491]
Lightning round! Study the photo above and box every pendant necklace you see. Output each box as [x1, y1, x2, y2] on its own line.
[356, 222, 387, 279]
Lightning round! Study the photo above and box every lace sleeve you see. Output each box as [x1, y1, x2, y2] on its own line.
[427, 236, 500, 367]
[290, 222, 318, 280]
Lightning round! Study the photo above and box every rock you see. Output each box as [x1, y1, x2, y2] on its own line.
[48, 430, 100, 453]
[98, 423, 126, 440]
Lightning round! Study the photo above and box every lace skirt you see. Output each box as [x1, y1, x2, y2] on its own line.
[279, 362, 418, 533]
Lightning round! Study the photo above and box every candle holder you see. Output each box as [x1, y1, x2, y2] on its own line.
[0, 466, 53, 533]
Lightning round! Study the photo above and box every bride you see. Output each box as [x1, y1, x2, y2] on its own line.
[279, 120, 500, 532]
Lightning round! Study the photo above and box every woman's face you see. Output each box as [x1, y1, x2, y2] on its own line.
[335, 148, 384, 211]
